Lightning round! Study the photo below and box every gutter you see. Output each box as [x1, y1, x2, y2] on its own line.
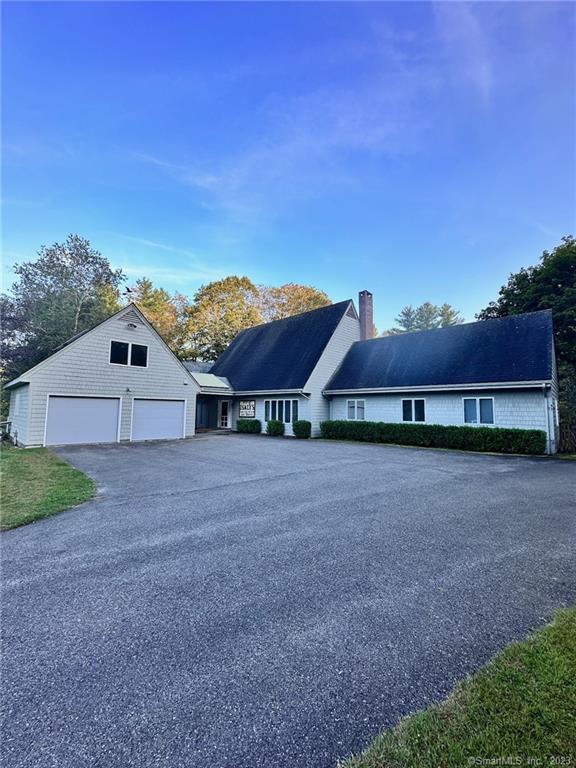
[231, 389, 310, 398]
[323, 380, 553, 396]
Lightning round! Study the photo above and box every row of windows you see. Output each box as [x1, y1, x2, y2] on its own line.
[346, 397, 495, 425]
[264, 399, 299, 424]
[110, 340, 148, 368]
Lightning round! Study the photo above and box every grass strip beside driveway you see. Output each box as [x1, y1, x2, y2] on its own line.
[341, 607, 576, 768]
[0, 446, 95, 530]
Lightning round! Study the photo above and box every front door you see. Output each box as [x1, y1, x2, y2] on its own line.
[219, 400, 230, 428]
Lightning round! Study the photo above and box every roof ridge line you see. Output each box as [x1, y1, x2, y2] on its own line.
[357, 308, 553, 344]
[244, 299, 352, 332]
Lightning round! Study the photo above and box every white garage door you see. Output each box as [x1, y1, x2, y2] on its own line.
[131, 399, 185, 441]
[45, 396, 120, 446]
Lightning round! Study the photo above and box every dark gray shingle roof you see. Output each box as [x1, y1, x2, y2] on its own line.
[211, 301, 352, 391]
[326, 310, 554, 391]
[183, 360, 214, 373]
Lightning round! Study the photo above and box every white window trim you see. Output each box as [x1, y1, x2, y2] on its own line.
[346, 399, 366, 420]
[109, 339, 149, 369]
[401, 398, 426, 423]
[264, 398, 299, 424]
[462, 396, 495, 425]
[13, 391, 22, 417]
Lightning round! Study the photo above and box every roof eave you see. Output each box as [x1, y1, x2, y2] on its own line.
[323, 380, 553, 395]
[232, 389, 309, 396]
[3, 379, 29, 390]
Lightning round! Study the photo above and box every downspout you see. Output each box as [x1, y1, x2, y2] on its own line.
[543, 383, 552, 454]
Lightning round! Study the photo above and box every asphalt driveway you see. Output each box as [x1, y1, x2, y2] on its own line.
[2, 435, 575, 768]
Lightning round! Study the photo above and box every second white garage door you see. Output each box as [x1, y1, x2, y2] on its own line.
[131, 399, 186, 441]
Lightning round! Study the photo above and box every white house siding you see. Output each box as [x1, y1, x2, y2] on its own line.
[228, 309, 359, 438]
[303, 310, 361, 436]
[330, 390, 549, 433]
[18, 312, 198, 447]
[8, 384, 30, 446]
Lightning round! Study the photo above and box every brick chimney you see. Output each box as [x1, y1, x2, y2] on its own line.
[359, 290, 374, 340]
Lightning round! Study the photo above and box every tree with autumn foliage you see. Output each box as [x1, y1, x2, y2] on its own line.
[259, 283, 330, 322]
[186, 277, 332, 360]
[186, 276, 263, 360]
[128, 278, 190, 357]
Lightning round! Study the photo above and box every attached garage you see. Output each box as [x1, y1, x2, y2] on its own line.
[4, 303, 200, 446]
[131, 398, 186, 441]
[45, 396, 121, 446]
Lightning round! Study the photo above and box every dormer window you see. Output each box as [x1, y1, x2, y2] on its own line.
[110, 340, 148, 367]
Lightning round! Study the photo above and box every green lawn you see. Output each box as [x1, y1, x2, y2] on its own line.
[0, 445, 95, 530]
[341, 607, 576, 768]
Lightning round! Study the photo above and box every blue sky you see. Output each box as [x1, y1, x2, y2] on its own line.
[2, 1, 574, 330]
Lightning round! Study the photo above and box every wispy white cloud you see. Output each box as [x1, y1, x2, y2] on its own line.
[1, 197, 48, 208]
[109, 232, 231, 285]
[130, 7, 510, 222]
[119, 263, 224, 285]
[132, 28, 440, 220]
[432, 1, 493, 104]
[3, 140, 77, 164]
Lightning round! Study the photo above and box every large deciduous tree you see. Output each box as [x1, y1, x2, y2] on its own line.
[186, 276, 263, 360]
[186, 278, 333, 360]
[478, 235, 576, 450]
[259, 283, 330, 322]
[477, 236, 576, 366]
[1, 235, 124, 380]
[388, 302, 463, 334]
[129, 277, 190, 357]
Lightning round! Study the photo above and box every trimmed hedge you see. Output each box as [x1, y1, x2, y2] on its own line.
[292, 420, 312, 439]
[319, 420, 547, 455]
[236, 419, 262, 434]
[266, 420, 285, 437]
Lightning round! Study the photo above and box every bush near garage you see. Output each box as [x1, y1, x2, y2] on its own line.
[319, 420, 547, 455]
[236, 419, 262, 434]
[292, 420, 312, 439]
[266, 420, 285, 437]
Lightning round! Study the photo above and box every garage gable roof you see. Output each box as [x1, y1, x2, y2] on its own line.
[211, 300, 353, 391]
[326, 310, 554, 391]
[4, 303, 197, 389]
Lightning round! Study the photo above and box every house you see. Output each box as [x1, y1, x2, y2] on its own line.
[208, 297, 361, 436]
[324, 308, 559, 453]
[5, 291, 559, 452]
[5, 305, 199, 447]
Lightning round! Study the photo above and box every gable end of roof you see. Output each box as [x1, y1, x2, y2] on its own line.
[211, 300, 354, 391]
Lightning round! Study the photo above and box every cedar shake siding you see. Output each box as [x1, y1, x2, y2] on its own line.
[6, 306, 199, 447]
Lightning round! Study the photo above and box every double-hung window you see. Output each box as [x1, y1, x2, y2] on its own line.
[110, 340, 148, 367]
[347, 400, 365, 420]
[463, 397, 494, 425]
[264, 399, 299, 424]
[402, 399, 425, 422]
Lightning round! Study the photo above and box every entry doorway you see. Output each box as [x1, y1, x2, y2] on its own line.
[218, 400, 231, 429]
